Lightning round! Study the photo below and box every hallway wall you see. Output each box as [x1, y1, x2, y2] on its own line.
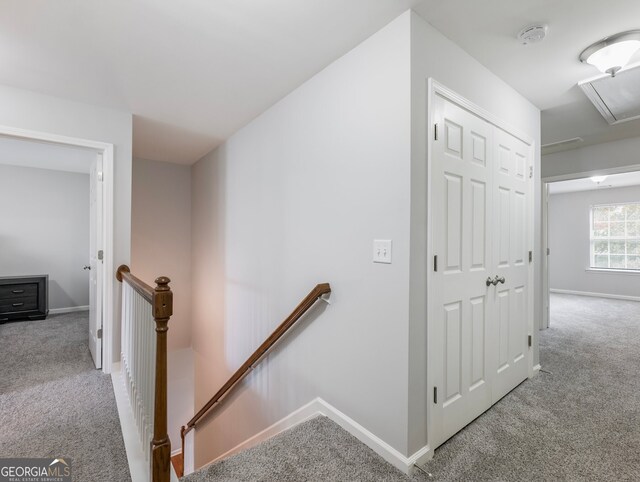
[190, 11, 412, 465]
[542, 136, 640, 179]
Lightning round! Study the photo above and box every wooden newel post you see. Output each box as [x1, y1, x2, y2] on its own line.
[151, 276, 172, 482]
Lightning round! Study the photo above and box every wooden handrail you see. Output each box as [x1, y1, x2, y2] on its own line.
[117, 264, 173, 482]
[180, 282, 331, 462]
[116, 264, 154, 303]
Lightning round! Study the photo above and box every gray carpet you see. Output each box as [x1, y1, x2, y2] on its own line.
[419, 293, 640, 481]
[184, 293, 640, 481]
[183, 415, 413, 482]
[0, 312, 131, 482]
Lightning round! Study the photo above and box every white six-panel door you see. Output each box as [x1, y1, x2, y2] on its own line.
[431, 96, 494, 448]
[491, 127, 530, 401]
[431, 93, 531, 449]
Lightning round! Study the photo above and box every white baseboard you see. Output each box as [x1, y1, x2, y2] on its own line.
[200, 397, 430, 476]
[550, 289, 640, 302]
[49, 305, 89, 314]
[315, 398, 431, 475]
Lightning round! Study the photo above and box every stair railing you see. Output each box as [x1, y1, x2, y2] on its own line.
[117, 264, 173, 482]
[179, 282, 331, 475]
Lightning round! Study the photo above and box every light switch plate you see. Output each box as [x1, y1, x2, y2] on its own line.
[373, 239, 392, 264]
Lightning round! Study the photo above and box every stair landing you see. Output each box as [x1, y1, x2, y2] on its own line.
[182, 416, 415, 481]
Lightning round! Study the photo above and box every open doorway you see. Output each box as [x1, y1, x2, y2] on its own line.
[542, 167, 640, 330]
[0, 127, 115, 372]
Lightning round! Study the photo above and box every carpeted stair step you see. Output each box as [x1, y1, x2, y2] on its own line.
[181, 416, 419, 481]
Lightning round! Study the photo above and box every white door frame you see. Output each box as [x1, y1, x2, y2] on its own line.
[426, 79, 536, 453]
[541, 163, 640, 330]
[0, 123, 115, 374]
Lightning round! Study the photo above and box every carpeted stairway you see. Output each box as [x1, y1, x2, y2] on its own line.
[0, 312, 131, 481]
[184, 294, 640, 481]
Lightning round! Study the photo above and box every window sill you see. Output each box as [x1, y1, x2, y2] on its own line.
[585, 268, 640, 276]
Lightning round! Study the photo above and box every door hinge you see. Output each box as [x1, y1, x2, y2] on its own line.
[98, 250, 104, 261]
[97, 328, 103, 339]
[547, 248, 550, 256]
[529, 251, 532, 263]
[98, 171, 104, 182]
[434, 123, 438, 141]
[528, 334, 532, 347]
[529, 166, 533, 178]
[434, 255, 438, 272]
[433, 386, 438, 404]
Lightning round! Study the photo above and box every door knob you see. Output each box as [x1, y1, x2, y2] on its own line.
[83, 265, 91, 270]
[486, 275, 506, 286]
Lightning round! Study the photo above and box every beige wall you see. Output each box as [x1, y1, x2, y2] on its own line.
[131, 158, 192, 350]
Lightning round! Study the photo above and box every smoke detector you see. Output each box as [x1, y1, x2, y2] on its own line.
[517, 24, 548, 45]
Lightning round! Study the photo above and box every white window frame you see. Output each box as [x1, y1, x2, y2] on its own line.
[590, 201, 640, 271]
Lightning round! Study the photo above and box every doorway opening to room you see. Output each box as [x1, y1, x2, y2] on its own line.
[542, 166, 640, 331]
[0, 125, 115, 372]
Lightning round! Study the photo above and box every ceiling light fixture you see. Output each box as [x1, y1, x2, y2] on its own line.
[591, 175, 608, 184]
[580, 30, 640, 77]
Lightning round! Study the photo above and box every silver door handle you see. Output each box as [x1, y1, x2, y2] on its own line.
[83, 265, 91, 270]
[487, 275, 506, 286]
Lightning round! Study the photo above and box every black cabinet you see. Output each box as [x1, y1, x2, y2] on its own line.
[0, 275, 48, 323]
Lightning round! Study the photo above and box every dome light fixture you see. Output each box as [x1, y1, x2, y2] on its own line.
[580, 30, 640, 77]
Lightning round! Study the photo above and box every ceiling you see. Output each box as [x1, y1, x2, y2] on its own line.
[412, 0, 640, 154]
[0, 1, 639, 163]
[549, 170, 640, 194]
[0, 0, 422, 164]
[0, 135, 97, 174]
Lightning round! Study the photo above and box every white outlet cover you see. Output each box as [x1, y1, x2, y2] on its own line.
[373, 239, 392, 264]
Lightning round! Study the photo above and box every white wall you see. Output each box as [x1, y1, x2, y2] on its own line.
[190, 12, 412, 465]
[131, 158, 194, 453]
[0, 83, 132, 365]
[131, 158, 192, 351]
[408, 11, 541, 455]
[542, 136, 640, 179]
[0, 164, 89, 309]
[549, 185, 640, 298]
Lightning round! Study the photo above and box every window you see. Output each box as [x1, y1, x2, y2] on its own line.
[591, 203, 640, 270]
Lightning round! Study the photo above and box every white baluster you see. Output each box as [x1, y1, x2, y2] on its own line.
[120, 278, 162, 463]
